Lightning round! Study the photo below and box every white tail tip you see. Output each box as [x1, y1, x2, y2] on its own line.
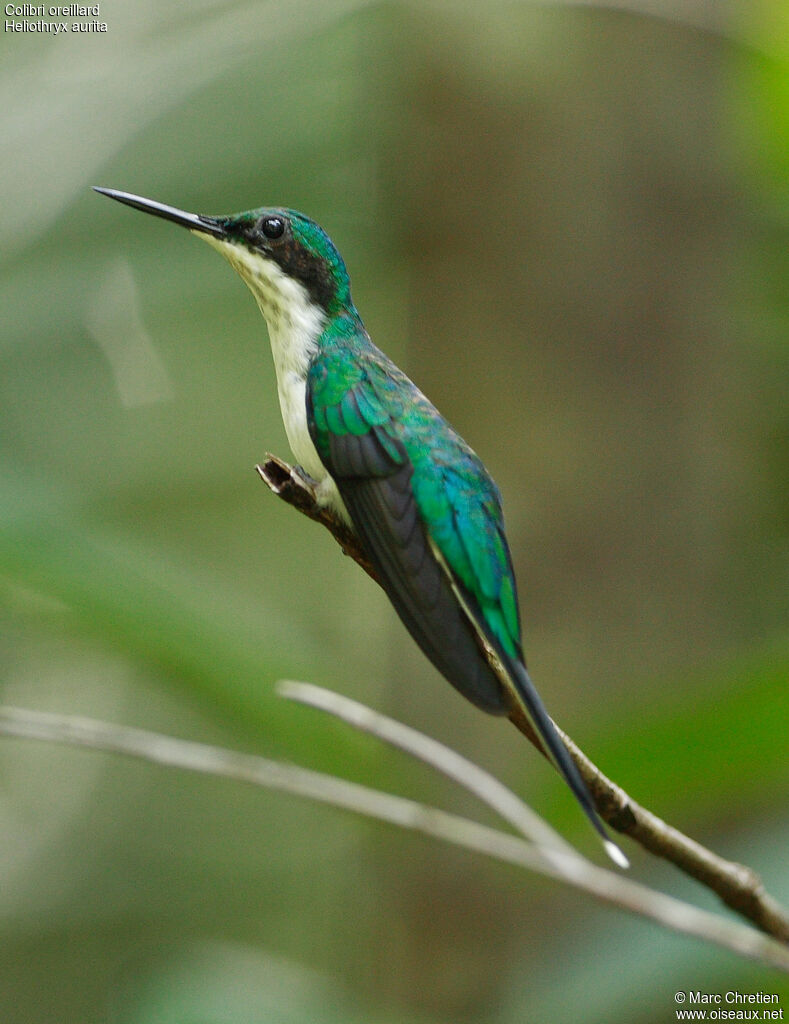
[604, 839, 630, 870]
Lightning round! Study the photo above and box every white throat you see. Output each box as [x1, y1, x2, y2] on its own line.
[199, 234, 345, 516]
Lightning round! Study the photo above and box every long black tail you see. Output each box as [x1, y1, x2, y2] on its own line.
[506, 657, 628, 868]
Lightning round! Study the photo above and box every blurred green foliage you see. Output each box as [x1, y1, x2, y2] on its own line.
[1, 1, 787, 1021]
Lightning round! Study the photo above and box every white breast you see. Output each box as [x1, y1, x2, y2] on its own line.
[199, 233, 346, 517]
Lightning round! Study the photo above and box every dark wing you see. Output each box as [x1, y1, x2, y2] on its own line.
[307, 360, 629, 865]
[331, 426, 510, 714]
[308, 374, 509, 713]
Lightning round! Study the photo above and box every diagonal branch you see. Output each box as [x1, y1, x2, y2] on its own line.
[0, 701, 787, 972]
[256, 454, 789, 945]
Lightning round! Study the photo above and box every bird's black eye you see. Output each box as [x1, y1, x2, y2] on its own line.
[261, 216, 285, 240]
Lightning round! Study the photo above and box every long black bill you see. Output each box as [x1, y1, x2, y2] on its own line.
[92, 187, 226, 238]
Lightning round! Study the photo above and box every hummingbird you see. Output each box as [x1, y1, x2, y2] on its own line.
[93, 186, 627, 867]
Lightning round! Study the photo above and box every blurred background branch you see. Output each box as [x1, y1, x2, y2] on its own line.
[0, 697, 787, 973]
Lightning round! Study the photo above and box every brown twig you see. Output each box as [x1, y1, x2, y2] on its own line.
[255, 454, 789, 945]
[557, 728, 789, 943]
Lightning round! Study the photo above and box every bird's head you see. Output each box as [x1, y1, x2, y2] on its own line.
[93, 188, 353, 327]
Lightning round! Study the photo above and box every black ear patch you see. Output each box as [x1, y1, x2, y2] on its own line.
[270, 237, 337, 311]
[237, 213, 342, 313]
